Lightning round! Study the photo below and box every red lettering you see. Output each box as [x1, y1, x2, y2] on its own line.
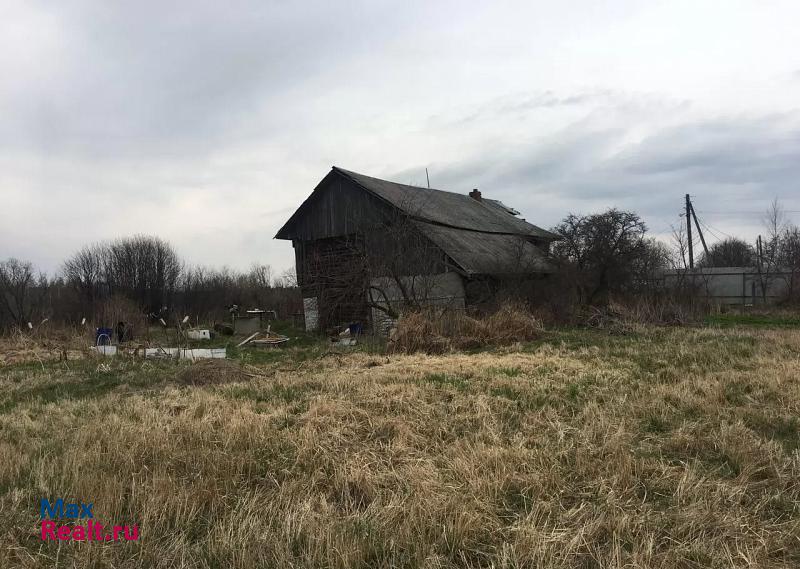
[40, 520, 56, 540]
[72, 525, 86, 540]
[124, 525, 139, 541]
[41, 519, 139, 542]
[57, 526, 71, 540]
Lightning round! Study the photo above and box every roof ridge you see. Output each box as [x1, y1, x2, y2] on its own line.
[333, 166, 560, 240]
[333, 166, 472, 199]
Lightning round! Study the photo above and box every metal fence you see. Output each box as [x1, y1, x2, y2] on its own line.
[662, 267, 794, 305]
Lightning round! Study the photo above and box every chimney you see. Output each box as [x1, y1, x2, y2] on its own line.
[469, 188, 481, 201]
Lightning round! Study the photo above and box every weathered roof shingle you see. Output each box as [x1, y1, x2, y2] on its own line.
[334, 167, 559, 240]
[415, 222, 553, 275]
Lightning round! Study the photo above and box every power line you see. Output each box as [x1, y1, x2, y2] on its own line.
[695, 210, 800, 215]
[700, 219, 737, 241]
[695, 217, 723, 240]
[697, 222, 722, 242]
[693, 196, 800, 202]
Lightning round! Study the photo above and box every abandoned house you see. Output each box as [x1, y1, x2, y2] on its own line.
[275, 167, 560, 331]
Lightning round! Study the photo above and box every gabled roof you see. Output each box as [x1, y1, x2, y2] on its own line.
[333, 167, 559, 239]
[275, 167, 559, 275]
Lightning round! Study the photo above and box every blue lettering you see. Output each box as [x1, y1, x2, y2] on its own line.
[39, 499, 94, 519]
[40, 499, 63, 519]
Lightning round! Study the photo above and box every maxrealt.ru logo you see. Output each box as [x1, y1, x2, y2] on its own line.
[40, 499, 138, 542]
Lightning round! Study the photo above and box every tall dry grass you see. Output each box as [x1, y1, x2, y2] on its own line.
[0, 325, 799, 567]
[0, 327, 90, 366]
[390, 303, 543, 354]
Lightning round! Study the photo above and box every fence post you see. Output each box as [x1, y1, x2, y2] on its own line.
[742, 272, 746, 306]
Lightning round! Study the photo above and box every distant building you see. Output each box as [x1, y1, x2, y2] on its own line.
[275, 167, 560, 330]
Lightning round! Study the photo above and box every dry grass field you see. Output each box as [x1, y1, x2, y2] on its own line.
[0, 324, 799, 568]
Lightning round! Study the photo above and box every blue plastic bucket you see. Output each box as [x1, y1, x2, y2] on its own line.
[95, 327, 113, 346]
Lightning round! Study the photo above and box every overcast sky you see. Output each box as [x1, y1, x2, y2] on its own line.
[2, 1, 800, 275]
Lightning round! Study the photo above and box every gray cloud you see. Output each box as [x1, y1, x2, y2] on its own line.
[1, 1, 412, 159]
[2, 1, 800, 273]
[414, 112, 800, 238]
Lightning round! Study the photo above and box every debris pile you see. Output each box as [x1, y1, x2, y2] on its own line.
[235, 325, 289, 347]
[144, 347, 227, 360]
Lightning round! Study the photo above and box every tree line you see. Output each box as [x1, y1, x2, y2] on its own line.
[0, 235, 300, 332]
[2, 201, 799, 333]
[548, 200, 800, 309]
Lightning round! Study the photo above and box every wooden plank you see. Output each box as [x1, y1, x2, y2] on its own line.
[236, 332, 260, 348]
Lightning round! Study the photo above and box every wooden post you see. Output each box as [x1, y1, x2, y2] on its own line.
[686, 194, 694, 269]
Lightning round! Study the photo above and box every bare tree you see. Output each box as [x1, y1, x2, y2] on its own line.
[173, 263, 300, 323]
[272, 267, 297, 288]
[106, 235, 181, 311]
[669, 223, 689, 271]
[62, 243, 107, 312]
[247, 263, 273, 289]
[763, 198, 787, 246]
[778, 226, 800, 300]
[0, 258, 49, 329]
[61, 235, 182, 317]
[551, 209, 655, 305]
[757, 198, 787, 302]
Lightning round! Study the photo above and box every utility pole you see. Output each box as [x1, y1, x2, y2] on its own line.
[757, 235, 763, 270]
[425, 168, 430, 189]
[684, 194, 709, 267]
[686, 194, 694, 269]
[689, 201, 709, 258]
